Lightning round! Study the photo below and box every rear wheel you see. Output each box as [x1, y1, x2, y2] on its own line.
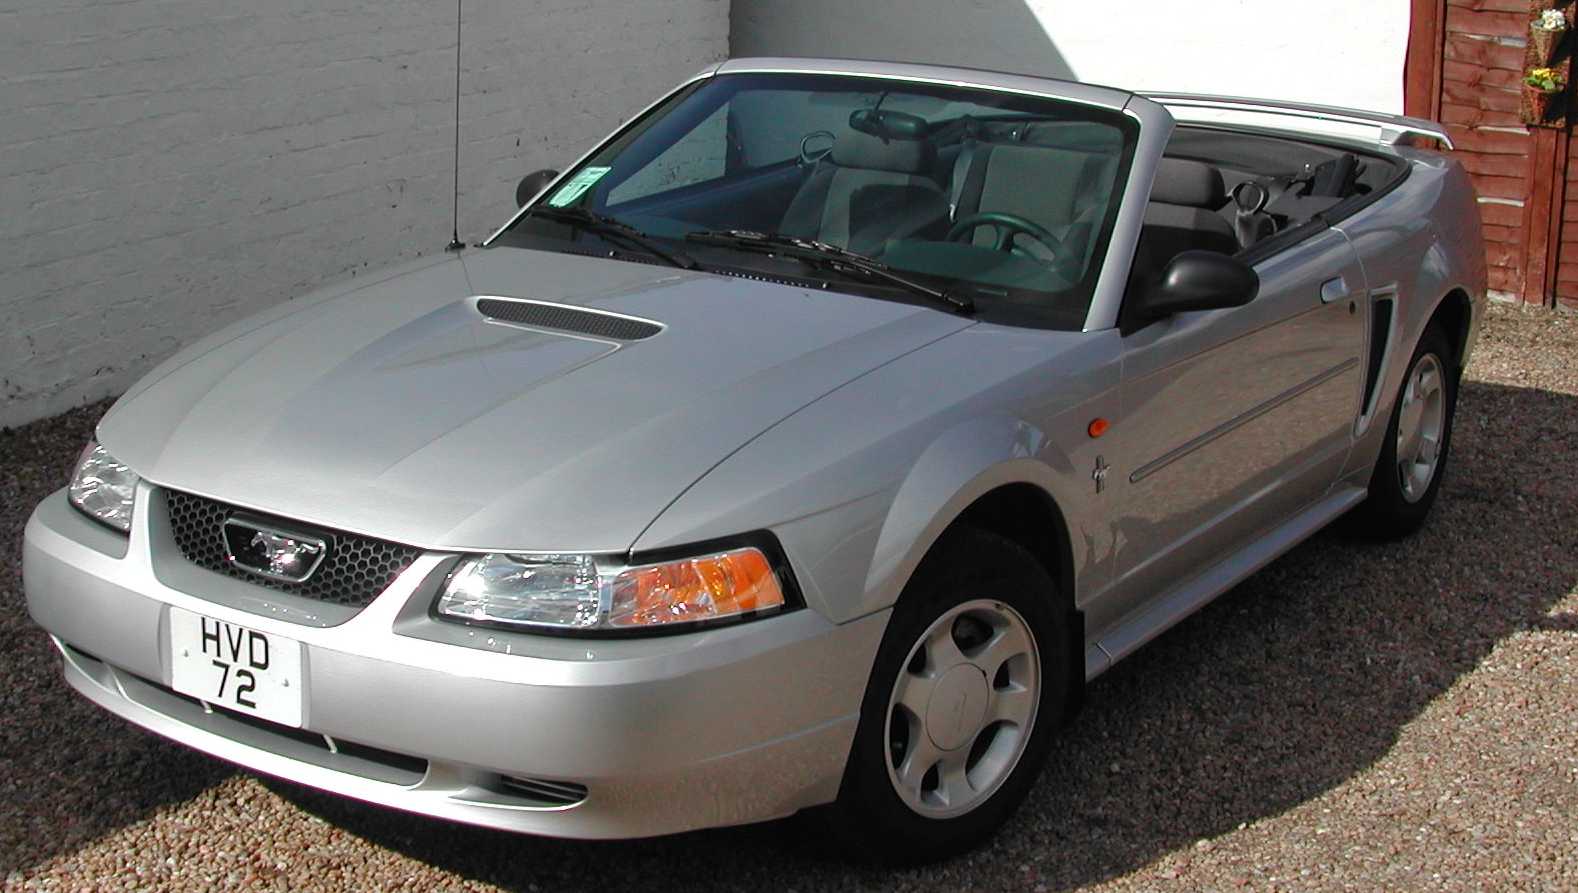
[825, 527, 1070, 863]
[1346, 324, 1458, 539]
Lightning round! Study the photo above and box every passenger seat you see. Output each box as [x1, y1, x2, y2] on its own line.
[1126, 158, 1241, 296]
[1141, 158, 1239, 262]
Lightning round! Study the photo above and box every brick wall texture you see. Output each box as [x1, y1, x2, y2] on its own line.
[0, 0, 728, 427]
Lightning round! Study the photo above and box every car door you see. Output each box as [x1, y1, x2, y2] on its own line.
[1090, 228, 1367, 642]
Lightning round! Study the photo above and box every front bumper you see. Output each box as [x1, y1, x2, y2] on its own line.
[23, 488, 888, 839]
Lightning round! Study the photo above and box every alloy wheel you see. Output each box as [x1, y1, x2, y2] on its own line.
[1396, 352, 1446, 504]
[883, 599, 1040, 819]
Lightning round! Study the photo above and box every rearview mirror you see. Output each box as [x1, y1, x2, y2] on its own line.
[516, 169, 560, 208]
[1134, 251, 1259, 323]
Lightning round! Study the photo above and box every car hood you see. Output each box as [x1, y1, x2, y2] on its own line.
[98, 247, 972, 552]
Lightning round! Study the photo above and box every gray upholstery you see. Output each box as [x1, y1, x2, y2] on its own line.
[1132, 157, 1240, 285]
[1142, 203, 1238, 256]
[975, 145, 1085, 230]
[1234, 206, 1278, 250]
[1150, 158, 1228, 209]
[781, 130, 949, 254]
[950, 143, 1113, 263]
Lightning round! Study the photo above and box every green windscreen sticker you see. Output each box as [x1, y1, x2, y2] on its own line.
[547, 167, 611, 207]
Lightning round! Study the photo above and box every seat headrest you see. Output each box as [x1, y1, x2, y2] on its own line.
[831, 124, 936, 174]
[1151, 158, 1227, 209]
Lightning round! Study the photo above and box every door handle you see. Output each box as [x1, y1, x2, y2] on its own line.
[1320, 277, 1351, 304]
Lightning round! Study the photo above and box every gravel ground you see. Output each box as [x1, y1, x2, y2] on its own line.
[3, 301, 1576, 892]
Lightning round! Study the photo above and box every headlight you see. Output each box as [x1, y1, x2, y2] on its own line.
[69, 441, 139, 533]
[435, 543, 790, 634]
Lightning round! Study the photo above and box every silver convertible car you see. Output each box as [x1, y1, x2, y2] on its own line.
[25, 58, 1485, 859]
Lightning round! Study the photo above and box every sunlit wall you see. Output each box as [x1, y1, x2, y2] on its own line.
[732, 0, 1409, 113]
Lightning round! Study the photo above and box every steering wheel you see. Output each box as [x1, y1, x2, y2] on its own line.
[799, 130, 836, 166]
[947, 211, 1072, 267]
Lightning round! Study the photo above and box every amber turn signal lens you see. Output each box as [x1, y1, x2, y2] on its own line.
[1087, 418, 1110, 438]
[609, 547, 785, 628]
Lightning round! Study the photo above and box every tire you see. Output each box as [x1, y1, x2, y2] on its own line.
[1346, 323, 1458, 539]
[823, 527, 1071, 864]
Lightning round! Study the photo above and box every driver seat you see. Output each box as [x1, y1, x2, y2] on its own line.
[779, 123, 949, 255]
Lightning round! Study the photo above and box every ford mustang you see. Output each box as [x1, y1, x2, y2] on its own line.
[24, 58, 1486, 860]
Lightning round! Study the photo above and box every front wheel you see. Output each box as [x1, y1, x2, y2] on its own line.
[1346, 324, 1458, 539]
[824, 528, 1070, 863]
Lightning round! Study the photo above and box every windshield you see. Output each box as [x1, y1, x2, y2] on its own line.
[492, 72, 1139, 329]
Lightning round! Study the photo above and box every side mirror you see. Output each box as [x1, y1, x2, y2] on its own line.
[516, 169, 560, 208]
[1135, 251, 1259, 322]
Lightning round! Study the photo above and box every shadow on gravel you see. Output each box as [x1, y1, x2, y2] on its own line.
[264, 377, 1578, 891]
[5, 376, 1575, 889]
[0, 402, 236, 874]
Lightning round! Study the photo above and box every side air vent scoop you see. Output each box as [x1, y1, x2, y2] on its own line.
[476, 297, 662, 341]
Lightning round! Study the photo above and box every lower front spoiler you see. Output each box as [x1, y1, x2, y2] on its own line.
[54, 638, 861, 839]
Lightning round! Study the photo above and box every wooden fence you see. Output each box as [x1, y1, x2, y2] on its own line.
[1408, 0, 1578, 308]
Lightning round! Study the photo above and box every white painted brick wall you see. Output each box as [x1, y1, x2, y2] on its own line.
[0, 0, 728, 427]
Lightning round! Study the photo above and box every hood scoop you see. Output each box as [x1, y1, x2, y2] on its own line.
[476, 297, 662, 341]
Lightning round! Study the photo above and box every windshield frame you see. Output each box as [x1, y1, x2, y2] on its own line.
[483, 60, 1161, 333]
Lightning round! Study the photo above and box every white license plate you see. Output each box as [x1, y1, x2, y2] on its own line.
[169, 607, 303, 728]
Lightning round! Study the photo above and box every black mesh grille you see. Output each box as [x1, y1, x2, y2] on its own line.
[497, 775, 589, 806]
[164, 490, 423, 608]
[477, 298, 661, 341]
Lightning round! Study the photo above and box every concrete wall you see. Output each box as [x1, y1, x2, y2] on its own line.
[1, 0, 727, 428]
[731, 0, 1410, 114]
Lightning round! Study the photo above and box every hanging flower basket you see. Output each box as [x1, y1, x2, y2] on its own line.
[1527, 85, 1564, 122]
[1526, 68, 1566, 122]
[1532, 25, 1564, 65]
[1532, 10, 1568, 65]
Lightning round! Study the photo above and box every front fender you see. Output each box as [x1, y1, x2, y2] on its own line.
[860, 416, 1091, 621]
[633, 326, 1121, 625]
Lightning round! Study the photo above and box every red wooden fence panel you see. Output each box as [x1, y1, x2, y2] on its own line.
[1436, 0, 1540, 302]
[1556, 132, 1578, 305]
[1407, 0, 1578, 306]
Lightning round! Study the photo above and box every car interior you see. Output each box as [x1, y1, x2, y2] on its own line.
[770, 109, 1404, 293]
[768, 108, 1132, 296]
[526, 94, 1406, 320]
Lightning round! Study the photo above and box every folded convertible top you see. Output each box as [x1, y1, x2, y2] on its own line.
[1141, 92, 1454, 151]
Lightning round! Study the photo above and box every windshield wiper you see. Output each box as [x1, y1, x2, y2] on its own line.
[522, 206, 697, 270]
[685, 229, 975, 316]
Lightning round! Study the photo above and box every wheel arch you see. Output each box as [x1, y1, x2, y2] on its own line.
[948, 483, 1078, 614]
[1426, 286, 1475, 373]
[862, 412, 1093, 615]
[945, 481, 1086, 715]
[863, 454, 1090, 730]
[857, 412, 1096, 709]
